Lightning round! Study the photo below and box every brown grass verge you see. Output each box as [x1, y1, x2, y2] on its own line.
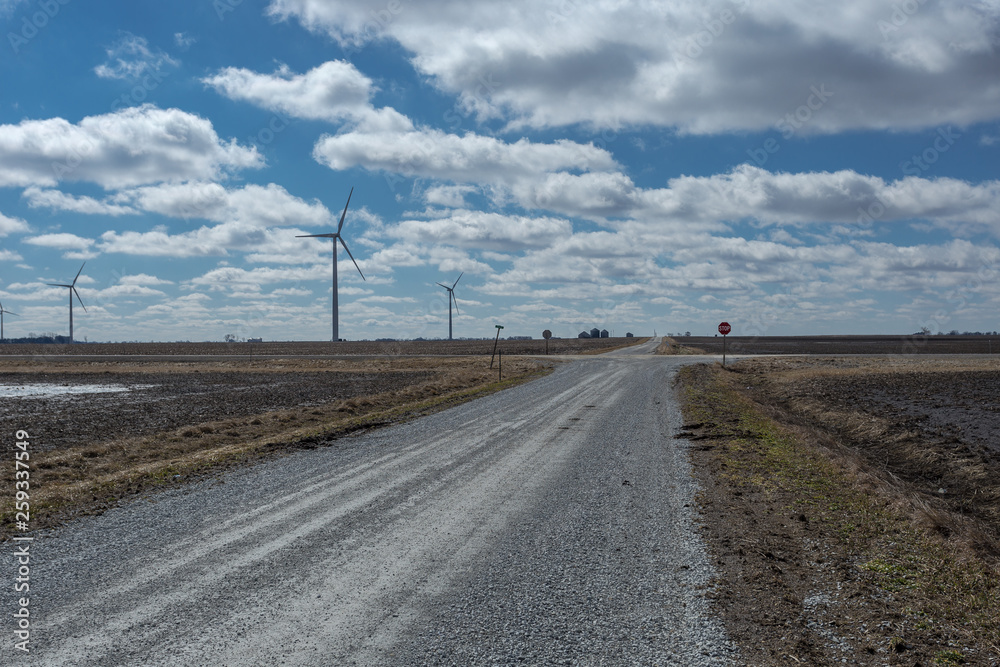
[677, 362, 1000, 664]
[1, 356, 549, 541]
[654, 336, 706, 355]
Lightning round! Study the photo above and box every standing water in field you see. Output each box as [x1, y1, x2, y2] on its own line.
[0, 383, 139, 399]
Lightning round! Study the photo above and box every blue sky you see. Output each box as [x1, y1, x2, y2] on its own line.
[1, 0, 999, 342]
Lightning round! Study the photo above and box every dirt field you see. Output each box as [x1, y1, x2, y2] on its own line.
[678, 357, 1000, 664]
[0, 336, 641, 357]
[738, 356, 1000, 539]
[679, 334, 997, 356]
[0, 354, 553, 539]
[1, 362, 435, 453]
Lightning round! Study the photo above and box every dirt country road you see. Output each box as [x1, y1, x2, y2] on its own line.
[4, 340, 739, 665]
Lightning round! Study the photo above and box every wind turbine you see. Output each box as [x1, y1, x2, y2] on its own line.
[296, 188, 365, 342]
[436, 273, 463, 341]
[0, 301, 17, 341]
[46, 262, 87, 343]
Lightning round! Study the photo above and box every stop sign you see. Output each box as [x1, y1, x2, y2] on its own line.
[718, 322, 731, 335]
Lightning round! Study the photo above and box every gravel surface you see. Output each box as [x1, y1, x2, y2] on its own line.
[2, 339, 738, 665]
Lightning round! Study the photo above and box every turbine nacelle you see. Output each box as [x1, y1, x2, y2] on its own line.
[296, 187, 365, 281]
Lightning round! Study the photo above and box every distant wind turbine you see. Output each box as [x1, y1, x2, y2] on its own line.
[436, 273, 463, 341]
[0, 301, 17, 341]
[47, 262, 87, 343]
[296, 188, 365, 342]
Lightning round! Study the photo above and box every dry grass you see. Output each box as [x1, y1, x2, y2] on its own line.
[679, 361, 1000, 658]
[1, 356, 548, 540]
[577, 336, 652, 354]
[654, 337, 706, 355]
[736, 356, 1000, 550]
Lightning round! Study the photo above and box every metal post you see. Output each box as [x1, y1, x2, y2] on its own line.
[490, 325, 504, 368]
[498, 349, 502, 381]
[723, 334, 727, 367]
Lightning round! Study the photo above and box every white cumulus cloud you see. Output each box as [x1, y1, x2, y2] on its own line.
[0, 105, 262, 189]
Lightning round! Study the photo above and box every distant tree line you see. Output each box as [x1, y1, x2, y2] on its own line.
[0, 333, 77, 344]
[914, 328, 998, 336]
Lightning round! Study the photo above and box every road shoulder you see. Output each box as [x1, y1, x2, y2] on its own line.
[675, 361, 999, 665]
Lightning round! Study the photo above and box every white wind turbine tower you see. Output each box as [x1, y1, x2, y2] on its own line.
[296, 188, 365, 342]
[0, 301, 17, 341]
[46, 262, 87, 343]
[436, 273, 463, 341]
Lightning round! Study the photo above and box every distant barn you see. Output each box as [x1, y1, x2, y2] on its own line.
[579, 331, 590, 338]
[590, 327, 600, 339]
[600, 329, 609, 338]
[626, 332, 633, 338]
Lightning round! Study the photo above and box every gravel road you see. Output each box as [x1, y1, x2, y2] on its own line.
[3, 340, 739, 665]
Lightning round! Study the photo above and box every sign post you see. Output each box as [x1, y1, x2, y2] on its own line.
[490, 325, 504, 369]
[718, 321, 731, 367]
[542, 329, 552, 355]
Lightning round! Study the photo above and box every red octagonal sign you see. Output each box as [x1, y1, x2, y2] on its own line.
[718, 322, 731, 335]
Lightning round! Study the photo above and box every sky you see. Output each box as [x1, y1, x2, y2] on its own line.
[1, 0, 999, 342]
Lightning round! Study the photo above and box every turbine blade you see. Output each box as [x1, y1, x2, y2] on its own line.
[337, 187, 354, 234]
[296, 233, 337, 238]
[452, 293, 460, 316]
[47, 283, 71, 288]
[73, 287, 87, 312]
[72, 261, 86, 286]
[452, 272, 463, 289]
[436, 282, 450, 289]
[338, 237, 365, 280]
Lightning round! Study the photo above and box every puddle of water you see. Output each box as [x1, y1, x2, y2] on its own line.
[0, 384, 145, 399]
